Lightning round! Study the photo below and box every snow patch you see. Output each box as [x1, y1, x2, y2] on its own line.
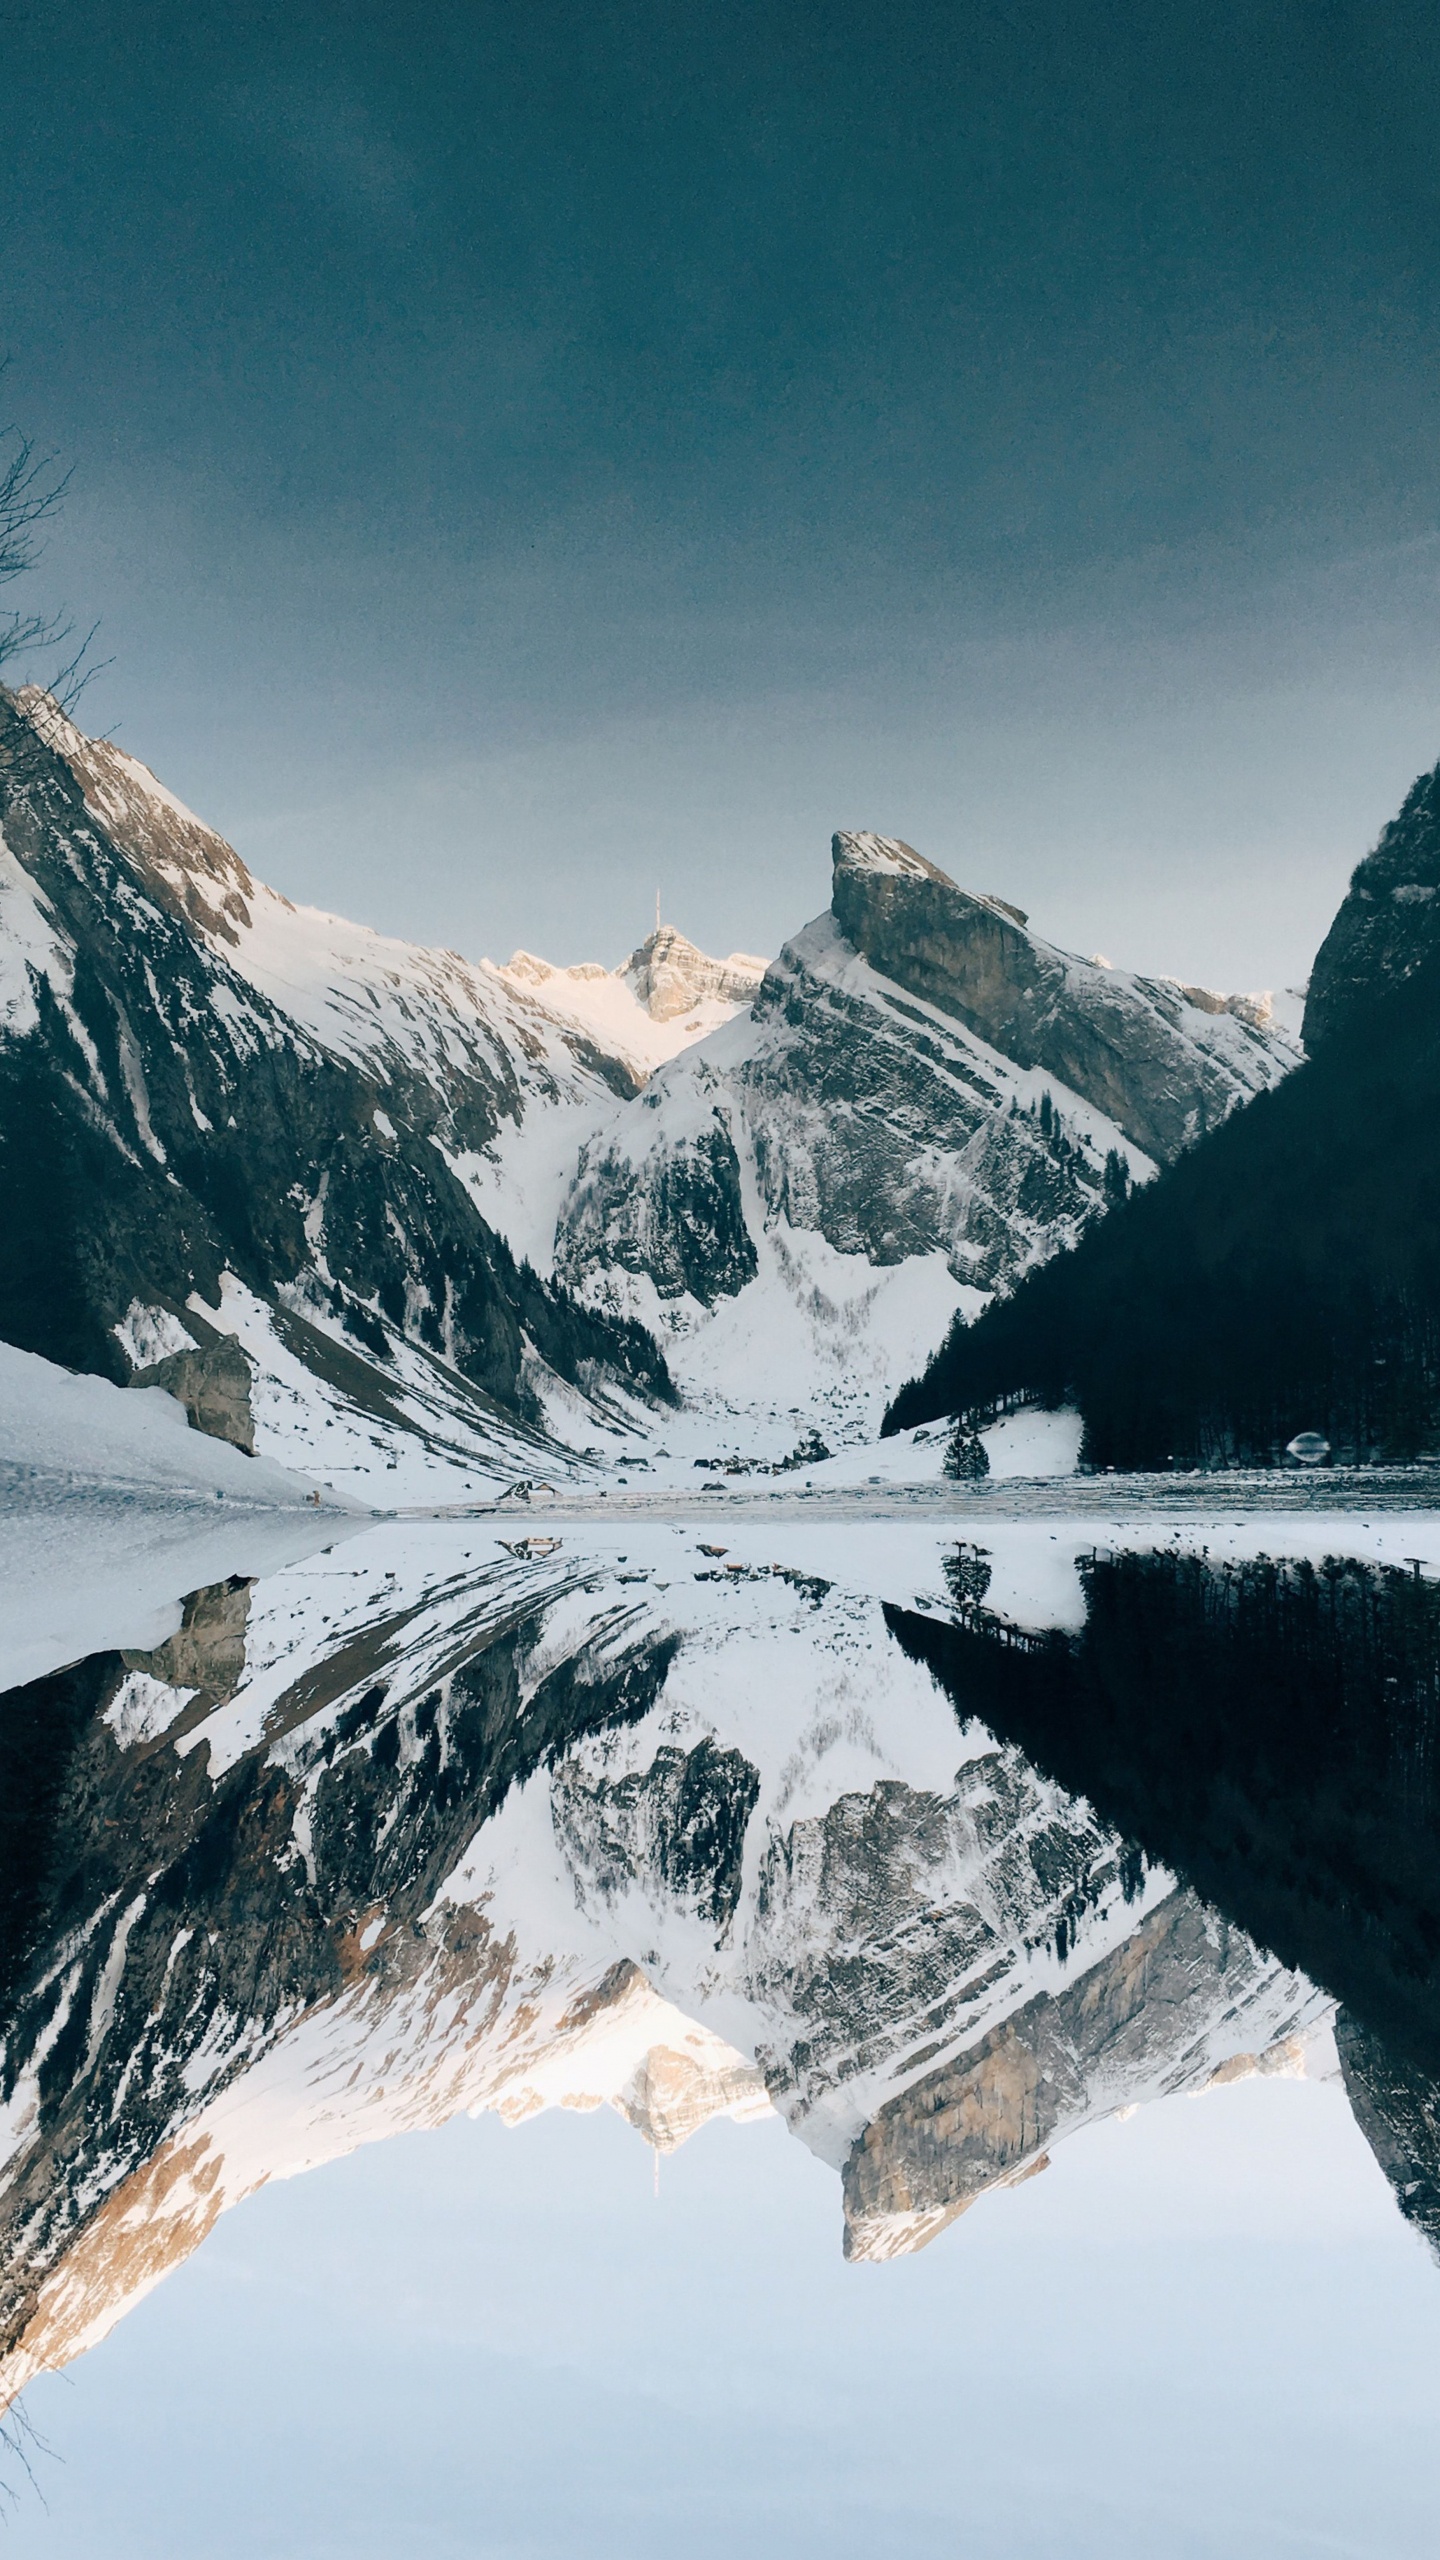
[113, 1301, 198, 1370]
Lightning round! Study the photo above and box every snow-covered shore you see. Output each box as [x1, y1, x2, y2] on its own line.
[0, 1340, 365, 1682]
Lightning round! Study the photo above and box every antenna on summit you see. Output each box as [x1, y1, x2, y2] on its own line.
[655, 886, 661, 935]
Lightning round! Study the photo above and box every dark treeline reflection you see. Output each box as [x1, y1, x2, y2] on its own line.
[889, 1549, 1440, 2250]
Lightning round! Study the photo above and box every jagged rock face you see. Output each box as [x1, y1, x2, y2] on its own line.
[619, 926, 767, 1021]
[549, 839, 1297, 1434]
[562, 1102, 759, 1307]
[130, 1325, 256, 1452]
[1335, 2011, 1440, 2263]
[16, 687, 256, 948]
[736, 1751, 1152, 2150]
[842, 1892, 1320, 2259]
[1304, 760, 1440, 1051]
[0, 689, 670, 1422]
[830, 832, 1294, 1163]
[742, 921, 1119, 1282]
[558, 917, 1137, 1314]
[553, 1735, 761, 1930]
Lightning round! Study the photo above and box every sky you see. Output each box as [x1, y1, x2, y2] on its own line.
[5, 0, 1440, 987]
[8, 2084, 1440, 2556]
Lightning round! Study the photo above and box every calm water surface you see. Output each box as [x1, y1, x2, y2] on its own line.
[1, 1517, 1438, 2557]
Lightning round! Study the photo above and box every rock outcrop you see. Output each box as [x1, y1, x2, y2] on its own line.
[129, 1325, 256, 1453]
[1304, 759, 1440, 1050]
[830, 831, 1292, 1163]
[619, 926, 767, 1021]
[842, 1891, 1317, 2259]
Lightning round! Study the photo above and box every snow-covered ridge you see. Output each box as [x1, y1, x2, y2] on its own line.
[0, 689, 678, 1475]
[829, 828, 1299, 1165]
[500, 926, 767, 1078]
[550, 909, 1158, 1444]
[6, 688, 1300, 1483]
[26, 689, 760, 1105]
[17, 689, 256, 948]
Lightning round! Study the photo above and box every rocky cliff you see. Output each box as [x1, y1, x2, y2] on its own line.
[830, 832, 1288, 1162]
[1304, 760, 1440, 1050]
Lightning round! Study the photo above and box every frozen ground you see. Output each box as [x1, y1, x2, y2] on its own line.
[0, 1338, 348, 1511]
[402, 1463, 1440, 1529]
[6, 1486, 1438, 1703]
[4, 1326, 1437, 1686]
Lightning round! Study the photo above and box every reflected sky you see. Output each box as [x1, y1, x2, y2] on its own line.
[7, 2088, 1440, 2558]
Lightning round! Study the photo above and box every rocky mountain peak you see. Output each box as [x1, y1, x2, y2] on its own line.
[619, 924, 767, 1021]
[832, 830, 1029, 927]
[16, 687, 256, 948]
[828, 825, 1294, 1163]
[1304, 757, 1440, 1050]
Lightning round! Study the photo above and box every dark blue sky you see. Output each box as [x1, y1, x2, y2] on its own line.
[6, 0, 1440, 984]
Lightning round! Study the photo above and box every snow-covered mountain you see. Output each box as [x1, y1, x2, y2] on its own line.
[499, 926, 766, 1079]
[0, 1528, 1333, 2406]
[1, 688, 680, 1496]
[545, 833, 1298, 1445]
[1, 695, 1298, 1481]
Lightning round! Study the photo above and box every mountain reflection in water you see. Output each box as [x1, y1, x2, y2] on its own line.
[1, 1523, 1438, 2424]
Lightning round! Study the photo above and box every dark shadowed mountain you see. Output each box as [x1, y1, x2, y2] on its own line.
[888, 1548, 1440, 2093]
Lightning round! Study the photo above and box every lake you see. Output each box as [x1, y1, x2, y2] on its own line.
[1, 1507, 1438, 2557]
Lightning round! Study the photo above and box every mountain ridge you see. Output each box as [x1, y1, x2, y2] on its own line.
[3, 688, 1300, 1477]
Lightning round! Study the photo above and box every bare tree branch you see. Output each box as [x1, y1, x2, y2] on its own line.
[0, 364, 102, 715]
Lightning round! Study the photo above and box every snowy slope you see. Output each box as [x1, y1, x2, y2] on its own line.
[551, 915, 1151, 1445]
[0, 1338, 358, 1681]
[544, 835, 1299, 1451]
[0, 692, 675, 1486]
[499, 927, 765, 1080]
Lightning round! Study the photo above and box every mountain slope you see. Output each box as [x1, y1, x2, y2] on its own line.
[886, 764, 1440, 1467]
[0, 689, 673, 1487]
[3, 695, 1299, 1468]
[830, 831, 1288, 1161]
[548, 832, 1298, 1443]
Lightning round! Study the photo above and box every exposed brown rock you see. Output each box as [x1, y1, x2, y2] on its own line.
[130, 1330, 256, 1453]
